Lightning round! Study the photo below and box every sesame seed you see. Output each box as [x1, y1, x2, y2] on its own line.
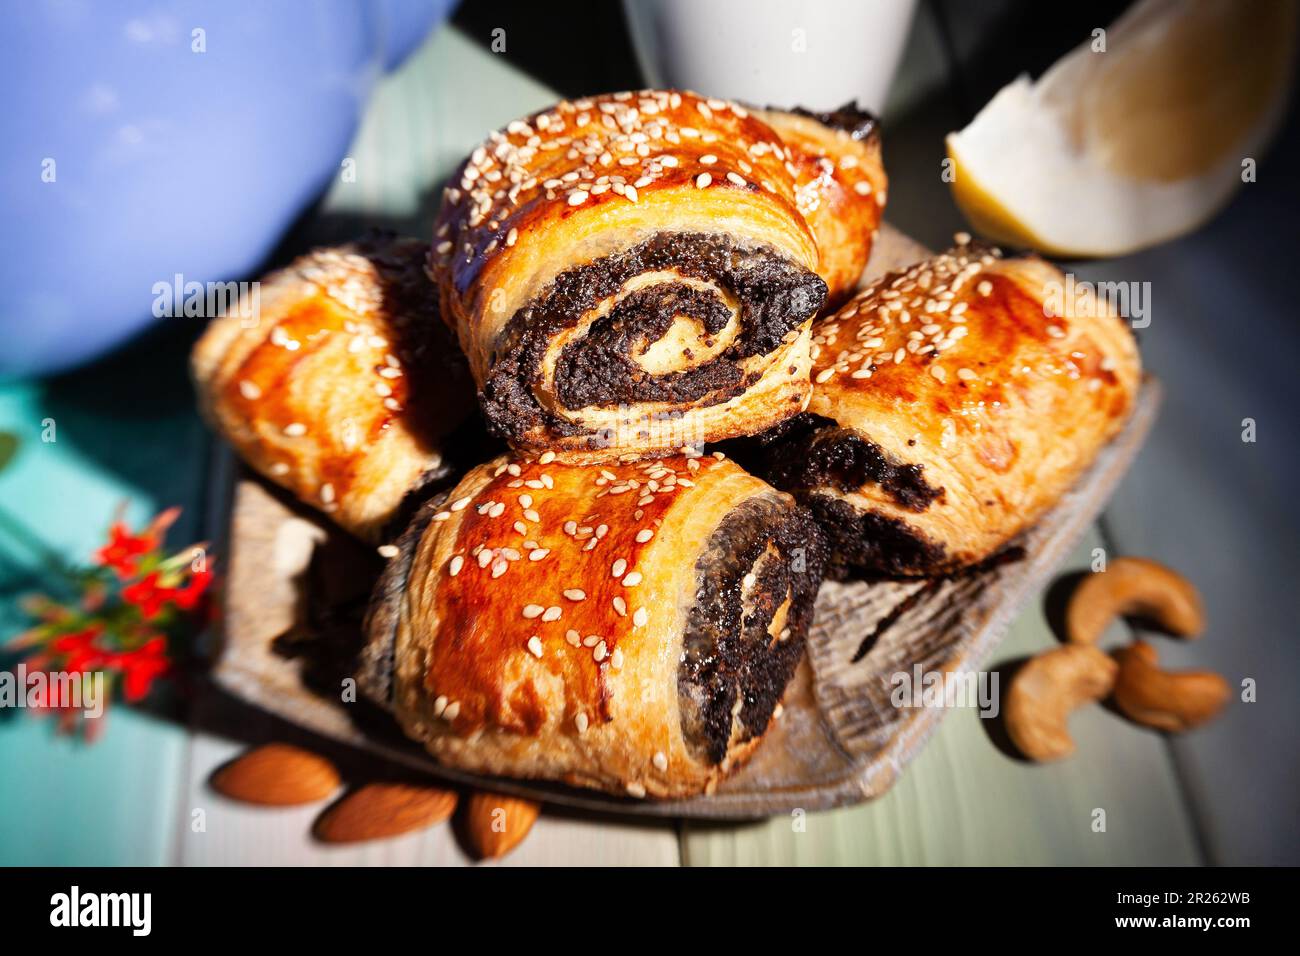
[593, 641, 608, 662]
[566, 629, 581, 646]
[978, 280, 993, 296]
[564, 588, 586, 601]
[539, 451, 556, 464]
[626, 782, 646, 798]
[583, 634, 600, 647]
[633, 607, 648, 627]
[610, 648, 623, 669]
[612, 558, 627, 577]
[542, 606, 562, 622]
[443, 701, 460, 720]
[613, 596, 627, 616]
[432, 511, 452, 522]
[239, 380, 261, 400]
[568, 190, 589, 205]
[378, 544, 400, 559]
[575, 713, 589, 733]
[449, 555, 464, 576]
[957, 367, 977, 381]
[623, 571, 643, 587]
[283, 422, 307, 437]
[699, 154, 717, 165]
[635, 529, 654, 544]
[522, 604, 544, 619]
[528, 548, 549, 561]
[930, 365, 947, 382]
[726, 171, 746, 186]
[854, 181, 873, 196]
[320, 483, 335, 504]
[695, 172, 712, 188]
[653, 752, 668, 771]
[527, 636, 543, 658]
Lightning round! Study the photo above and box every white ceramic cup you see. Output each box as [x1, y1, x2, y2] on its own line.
[622, 0, 918, 114]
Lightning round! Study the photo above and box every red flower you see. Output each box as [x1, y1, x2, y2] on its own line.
[95, 522, 154, 578]
[52, 626, 106, 674]
[122, 572, 175, 619]
[172, 568, 213, 610]
[113, 638, 170, 702]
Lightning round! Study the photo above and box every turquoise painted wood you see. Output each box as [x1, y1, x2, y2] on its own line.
[0, 374, 200, 865]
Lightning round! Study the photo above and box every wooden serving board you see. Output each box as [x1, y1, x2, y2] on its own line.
[210, 226, 1160, 818]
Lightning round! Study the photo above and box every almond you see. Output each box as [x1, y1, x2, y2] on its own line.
[211, 743, 340, 805]
[464, 791, 540, 859]
[314, 782, 458, 843]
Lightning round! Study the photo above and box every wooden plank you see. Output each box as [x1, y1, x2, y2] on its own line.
[0, 381, 194, 865]
[1077, 225, 1300, 864]
[681, 528, 1201, 865]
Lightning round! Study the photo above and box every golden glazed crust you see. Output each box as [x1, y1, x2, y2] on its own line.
[756, 107, 887, 306]
[363, 452, 824, 799]
[429, 90, 885, 463]
[767, 243, 1141, 573]
[190, 236, 477, 542]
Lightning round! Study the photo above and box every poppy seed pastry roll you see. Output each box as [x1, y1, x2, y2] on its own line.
[756, 104, 888, 307]
[360, 452, 825, 799]
[430, 89, 877, 463]
[760, 241, 1141, 576]
[191, 235, 477, 542]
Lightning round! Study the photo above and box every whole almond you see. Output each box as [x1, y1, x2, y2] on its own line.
[464, 791, 540, 859]
[314, 782, 458, 843]
[211, 743, 340, 805]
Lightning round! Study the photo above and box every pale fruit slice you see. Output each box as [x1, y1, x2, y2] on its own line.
[947, 0, 1297, 257]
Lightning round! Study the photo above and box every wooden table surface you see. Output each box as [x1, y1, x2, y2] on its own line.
[0, 20, 1294, 866]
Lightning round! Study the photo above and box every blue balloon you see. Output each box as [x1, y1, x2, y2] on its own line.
[0, 0, 452, 379]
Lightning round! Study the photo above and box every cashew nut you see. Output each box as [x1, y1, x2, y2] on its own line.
[1005, 644, 1118, 761]
[1111, 641, 1229, 732]
[1066, 557, 1204, 645]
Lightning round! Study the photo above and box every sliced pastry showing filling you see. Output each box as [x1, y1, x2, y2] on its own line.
[429, 89, 886, 464]
[758, 239, 1141, 576]
[190, 234, 478, 542]
[359, 452, 824, 799]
